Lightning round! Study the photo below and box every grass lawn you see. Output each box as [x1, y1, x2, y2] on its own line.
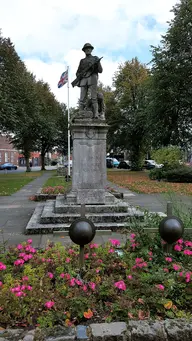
[107, 170, 192, 195]
[0, 171, 45, 196]
[42, 174, 71, 194]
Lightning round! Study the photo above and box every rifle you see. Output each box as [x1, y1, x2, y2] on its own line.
[71, 57, 103, 88]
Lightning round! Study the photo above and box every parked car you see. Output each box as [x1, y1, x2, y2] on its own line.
[117, 160, 130, 169]
[106, 158, 113, 168]
[106, 157, 120, 168]
[64, 160, 72, 168]
[0, 162, 18, 170]
[143, 160, 163, 170]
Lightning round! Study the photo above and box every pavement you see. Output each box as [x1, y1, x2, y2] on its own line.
[0, 173, 191, 249]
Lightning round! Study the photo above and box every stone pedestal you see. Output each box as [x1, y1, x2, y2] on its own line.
[67, 119, 109, 204]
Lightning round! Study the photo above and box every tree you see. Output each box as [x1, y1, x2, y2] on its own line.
[112, 58, 151, 169]
[150, 0, 192, 148]
[0, 31, 30, 132]
[34, 81, 62, 170]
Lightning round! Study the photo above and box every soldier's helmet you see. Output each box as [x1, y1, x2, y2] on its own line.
[82, 43, 94, 52]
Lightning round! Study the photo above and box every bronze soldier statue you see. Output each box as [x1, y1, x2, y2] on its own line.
[72, 43, 103, 119]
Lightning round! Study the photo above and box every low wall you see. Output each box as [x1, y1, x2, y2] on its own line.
[1, 320, 192, 341]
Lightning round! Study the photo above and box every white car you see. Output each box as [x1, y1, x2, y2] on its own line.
[144, 160, 163, 169]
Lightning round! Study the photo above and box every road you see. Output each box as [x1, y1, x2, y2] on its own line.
[0, 166, 57, 174]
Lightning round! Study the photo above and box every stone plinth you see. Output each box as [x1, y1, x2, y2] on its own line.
[68, 119, 109, 205]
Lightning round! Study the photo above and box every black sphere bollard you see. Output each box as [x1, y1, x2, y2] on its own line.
[69, 217, 96, 277]
[159, 215, 184, 254]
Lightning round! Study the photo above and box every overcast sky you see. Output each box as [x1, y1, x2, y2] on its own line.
[0, 0, 178, 107]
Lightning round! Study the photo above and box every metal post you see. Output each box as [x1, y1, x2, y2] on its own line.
[167, 202, 173, 216]
[67, 65, 70, 181]
[79, 245, 85, 277]
[80, 204, 85, 218]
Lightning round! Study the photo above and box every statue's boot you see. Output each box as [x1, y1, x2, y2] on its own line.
[92, 102, 99, 119]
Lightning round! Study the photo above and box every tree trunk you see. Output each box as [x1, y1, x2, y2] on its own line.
[25, 156, 31, 172]
[41, 152, 46, 171]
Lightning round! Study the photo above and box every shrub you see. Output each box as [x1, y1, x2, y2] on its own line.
[0, 234, 191, 328]
[149, 165, 192, 183]
[166, 166, 192, 183]
[151, 146, 182, 166]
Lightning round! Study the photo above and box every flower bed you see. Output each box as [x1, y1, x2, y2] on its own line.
[0, 232, 191, 329]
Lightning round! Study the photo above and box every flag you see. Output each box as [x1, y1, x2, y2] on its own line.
[58, 70, 68, 88]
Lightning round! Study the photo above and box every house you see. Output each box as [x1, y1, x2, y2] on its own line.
[0, 134, 19, 165]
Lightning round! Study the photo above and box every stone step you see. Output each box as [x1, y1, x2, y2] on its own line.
[40, 202, 144, 224]
[55, 196, 130, 214]
[27, 222, 130, 234]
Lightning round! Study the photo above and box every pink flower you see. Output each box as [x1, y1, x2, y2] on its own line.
[127, 275, 133, 280]
[19, 253, 26, 258]
[48, 272, 54, 279]
[108, 248, 114, 253]
[131, 243, 139, 250]
[15, 292, 24, 297]
[90, 243, 99, 249]
[174, 245, 182, 252]
[69, 278, 76, 287]
[83, 285, 87, 292]
[17, 244, 23, 250]
[75, 279, 83, 286]
[97, 259, 103, 263]
[179, 272, 183, 277]
[185, 241, 192, 247]
[89, 282, 96, 290]
[21, 285, 26, 291]
[84, 254, 89, 259]
[177, 239, 183, 244]
[60, 273, 65, 278]
[156, 284, 165, 291]
[29, 248, 36, 254]
[41, 258, 46, 262]
[96, 268, 100, 273]
[163, 268, 169, 273]
[68, 249, 75, 255]
[130, 233, 136, 239]
[45, 301, 55, 309]
[27, 239, 33, 244]
[0, 282, 3, 287]
[14, 259, 24, 266]
[148, 251, 153, 256]
[27, 285, 33, 291]
[186, 272, 191, 283]
[165, 257, 172, 262]
[173, 264, 181, 271]
[66, 258, 71, 263]
[183, 250, 192, 256]
[0, 262, 6, 271]
[92, 253, 97, 257]
[114, 280, 126, 291]
[135, 258, 143, 263]
[109, 239, 120, 247]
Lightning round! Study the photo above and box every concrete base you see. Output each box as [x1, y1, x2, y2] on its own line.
[25, 193, 144, 234]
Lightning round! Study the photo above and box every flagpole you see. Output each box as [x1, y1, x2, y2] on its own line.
[67, 65, 70, 179]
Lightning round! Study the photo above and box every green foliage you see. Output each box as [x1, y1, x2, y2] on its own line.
[0, 30, 72, 170]
[150, 0, 192, 147]
[151, 146, 182, 165]
[111, 58, 151, 170]
[149, 164, 192, 183]
[0, 233, 191, 328]
[166, 166, 192, 183]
